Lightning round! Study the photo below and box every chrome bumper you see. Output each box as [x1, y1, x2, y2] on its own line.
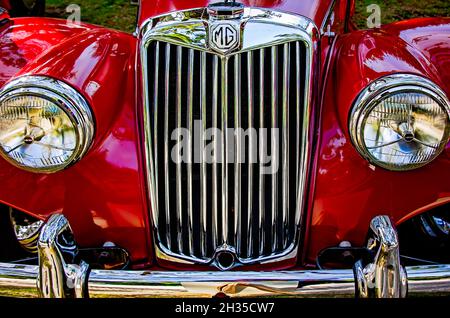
[0, 214, 449, 298]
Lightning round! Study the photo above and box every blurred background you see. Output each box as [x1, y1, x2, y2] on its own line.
[354, 0, 449, 28]
[46, 0, 138, 32]
[7, 0, 450, 33]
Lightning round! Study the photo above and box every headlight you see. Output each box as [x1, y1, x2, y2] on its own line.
[0, 76, 94, 173]
[349, 74, 450, 171]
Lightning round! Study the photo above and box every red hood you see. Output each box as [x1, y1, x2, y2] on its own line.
[139, 0, 333, 27]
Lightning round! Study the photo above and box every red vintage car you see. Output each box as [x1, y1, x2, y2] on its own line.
[0, 0, 448, 298]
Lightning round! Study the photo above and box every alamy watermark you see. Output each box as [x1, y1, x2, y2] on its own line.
[367, 4, 381, 28]
[66, 4, 81, 25]
[171, 121, 279, 175]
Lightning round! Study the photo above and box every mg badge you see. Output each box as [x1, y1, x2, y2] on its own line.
[209, 22, 240, 54]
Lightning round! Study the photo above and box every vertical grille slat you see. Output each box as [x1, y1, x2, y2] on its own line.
[282, 43, 290, 249]
[186, 48, 195, 255]
[212, 56, 222, 250]
[199, 51, 207, 257]
[212, 55, 219, 249]
[258, 48, 266, 256]
[221, 57, 229, 245]
[295, 42, 303, 228]
[234, 54, 242, 254]
[163, 43, 172, 250]
[295, 42, 301, 199]
[175, 46, 184, 253]
[147, 40, 308, 264]
[270, 46, 279, 253]
[153, 42, 160, 228]
[247, 51, 254, 257]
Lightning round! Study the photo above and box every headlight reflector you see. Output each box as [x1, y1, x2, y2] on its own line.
[0, 76, 94, 173]
[350, 74, 450, 171]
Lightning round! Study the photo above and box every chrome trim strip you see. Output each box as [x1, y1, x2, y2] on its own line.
[2, 262, 450, 298]
[87, 268, 356, 298]
[295, 42, 301, 195]
[0, 263, 39, 298]
[282, 43, 290, 249]
[2, 214, 450, 298]
[295, 40, 312, 230]
[153, 42, 160, 229]
[144, 47, 159, 237]
[407, 265, 450, 296]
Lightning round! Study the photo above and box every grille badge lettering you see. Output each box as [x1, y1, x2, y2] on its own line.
[210, 23, 240, 53]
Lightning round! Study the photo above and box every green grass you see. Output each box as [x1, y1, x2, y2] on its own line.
[45, 0, 138, 33]
[44, 0, 449, 33]
[354, 0, 450, 29]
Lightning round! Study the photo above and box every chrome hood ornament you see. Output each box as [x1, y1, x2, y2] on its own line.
[207, 1, 244, 54]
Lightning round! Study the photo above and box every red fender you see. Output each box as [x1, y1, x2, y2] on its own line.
[0, 18, 152, 265]
[304, 18, 450, 264]
[0, 0, 11, 11]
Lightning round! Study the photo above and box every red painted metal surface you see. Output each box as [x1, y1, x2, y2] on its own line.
[0, 18, 153, 265]
[304, 18, 450, 263]
[0, 1, 448, 270]
[0, 11, 8, 22]
[0, 0, 11, 11]
[139, 0, 334, 27]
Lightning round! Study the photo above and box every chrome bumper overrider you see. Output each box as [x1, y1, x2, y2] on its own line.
[0, 214, 449, 298]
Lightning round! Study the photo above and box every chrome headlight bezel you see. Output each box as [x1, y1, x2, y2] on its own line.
[349, 74, 450, 171]
[0, 76, 94, 173]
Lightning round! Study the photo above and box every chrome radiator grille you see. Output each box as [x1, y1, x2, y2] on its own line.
[145, 40, 308, 266]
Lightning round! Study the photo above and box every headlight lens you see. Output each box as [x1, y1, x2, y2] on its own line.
[350, 74, 450, 171]
[0, 76, 94, 173]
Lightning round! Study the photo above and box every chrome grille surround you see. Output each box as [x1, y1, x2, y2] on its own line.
[140, 8, 318, 269]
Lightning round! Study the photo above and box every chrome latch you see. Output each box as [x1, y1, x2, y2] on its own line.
[207, 0, 245, 20]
